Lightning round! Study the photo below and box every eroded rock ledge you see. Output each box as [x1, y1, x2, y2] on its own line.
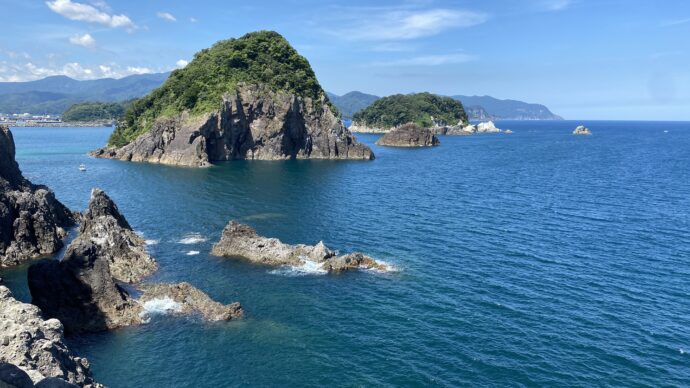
[91, 84, 374, 167]
[0, 286, 100, 387]
[0, 125, 75, 267]
[211, 221, 386, 272]
[28, 189, 242, 334]
[375, 123, 440, 147]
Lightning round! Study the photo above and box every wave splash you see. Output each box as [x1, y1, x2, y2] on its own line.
[178, 233, 208, 245]
[139, 297, 183, 323]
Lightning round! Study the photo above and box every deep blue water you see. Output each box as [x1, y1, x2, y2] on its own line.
[2, 121, 690, 387]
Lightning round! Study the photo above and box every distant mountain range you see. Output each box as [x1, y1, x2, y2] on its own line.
[0, 74, 562, 121]
[0, 73, 169, 115]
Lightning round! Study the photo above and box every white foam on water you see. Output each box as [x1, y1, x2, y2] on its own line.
[366, 259, 399, 274]
[681, 349, 686, 355]
[268, 259, 328, 277]
[139, 297, 182, 323]
[145, 239, 159, 246]
[186, 250, 200, 256]
[178, 233, 208, 245]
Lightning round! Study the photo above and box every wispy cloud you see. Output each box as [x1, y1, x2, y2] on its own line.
[539, 0, 573, 11]
[175, 59, 188, 68]
[661, 18, 690, 27]
[190, 17, 198, 23]
[371, 53, 477, 66]
[157, 12, 177, 22]
[69, 33, 95, 48]
[46, 0, 136, 31]
[331, 7, 488, 41]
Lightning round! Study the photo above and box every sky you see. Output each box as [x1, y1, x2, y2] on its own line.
[0, 0, 689, 120]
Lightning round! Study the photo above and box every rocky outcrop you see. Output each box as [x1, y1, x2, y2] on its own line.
[211, 221, 386, 272]
[348, 123, 389, 134]
[573, 125, 591, 135]
[0, 286, 99, 386]
[139, 283, 243, 322]
[91, 84, 374, 167]
[375, 123, 440, 147]
[28, 189, 241, 333]
[476, 121, 503, 133]
[0, 125, 75, 267]
[77, 189, 157, 283]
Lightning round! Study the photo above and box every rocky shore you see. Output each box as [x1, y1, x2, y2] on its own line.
[572, 125, 592, 135]
[91, 85, 373, 167]
[375, 123, 440, 147]
[211, 221, 386, 272]
[0, 286, 100, 387]
[28, 189, 243, 334]
[351, 120, 507, 136]
[0, 125, 75, 267]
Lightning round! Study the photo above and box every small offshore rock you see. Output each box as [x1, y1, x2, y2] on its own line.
[138, 282, 243, 322]
[375, 123, 440, 147]
[572, 125, 592, 135]
[211, 221, 386, 272]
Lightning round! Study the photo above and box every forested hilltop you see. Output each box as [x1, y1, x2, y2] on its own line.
[62, 101, 132, 122]
[109, 31, 336, 147]
[352, 93, 468, 129]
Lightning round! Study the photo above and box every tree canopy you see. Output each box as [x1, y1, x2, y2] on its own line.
[352, 93, 468, 129]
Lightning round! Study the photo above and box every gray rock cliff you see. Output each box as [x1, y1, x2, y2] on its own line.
[0, 125, 75, 267]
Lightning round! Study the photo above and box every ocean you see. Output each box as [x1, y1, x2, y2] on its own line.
[2, 120, 690, 386]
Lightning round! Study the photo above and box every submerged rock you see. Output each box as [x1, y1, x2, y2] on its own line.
[138, 283, 243, 322]
[0, 125, 75, 267]
[573, 125, 592, 135]
[0, 286, 99, 386]
[375, 123, 440, 147]
[211, 221, 386, 272]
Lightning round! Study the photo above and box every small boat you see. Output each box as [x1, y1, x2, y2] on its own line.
[79, 164, 87, 171]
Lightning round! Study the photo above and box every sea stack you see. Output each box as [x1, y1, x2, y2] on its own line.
[211, 221, 387, 272]
[28, 188, 242, 333]
[375, 123, 440, 147]
[91, 31, 373, 166]
[573, 125, 592, 135]
[0, 125, 75, 267]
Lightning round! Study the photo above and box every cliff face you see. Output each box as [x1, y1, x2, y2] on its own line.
[0, 286, 99, 386]
[0, 125, 75, 267]
[92, 84, 373, 167]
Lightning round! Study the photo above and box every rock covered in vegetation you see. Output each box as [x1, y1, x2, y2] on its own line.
[572, 125, 591, 135]
[91, 31, 372, 166]
[0, 286, 99, 386]
[211, 221, 386, 272]
[375, 123, 440, 147]
[0, 125, 75, 267]
[138, 283, 243, 322]
[351, 92, 468, 131]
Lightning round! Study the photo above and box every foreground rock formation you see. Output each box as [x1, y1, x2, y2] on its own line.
[375, 123, 440, 147]
[28, 188, 242, 333]
[211, 221, 386, 272]
[91, 32, 373, 166]
[0, 286, 99, 386]
[572, 125, 592, 135]
[0, 125, 75, 267]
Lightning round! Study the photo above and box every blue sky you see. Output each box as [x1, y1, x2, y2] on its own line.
[0, 0, 688, 120]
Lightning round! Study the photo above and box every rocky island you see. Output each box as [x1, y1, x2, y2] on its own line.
[211, 221, 387, 272]
[375, 123, 440, 147]
[573, 125, 592, 135]
[29, 189, 242, 334]
[91, 31, 373, 167]
[0, 125, 75, 267]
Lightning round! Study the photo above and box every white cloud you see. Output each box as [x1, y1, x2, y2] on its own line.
[46, 0, 136, 31]
[371, 53, 477, 66]
[0, 61, 158, 81]
[157, 12, 177, 22]
[332, 8, 487, 41]
[190, 17, 198, 23]
[175, 59, 189, 68]
[69, 33, 96, 48]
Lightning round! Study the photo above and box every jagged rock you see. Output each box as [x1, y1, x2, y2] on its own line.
[572, 125, 592, 135]
[348, 123, 389, 134]
[475, 121, 503, 133]
[0, 125, 75, 267]
[91, 84, 374, 167]
[211, 221, 386, 272]
[434, 123, 476, 136]
[138, 283, 243, 322]
[375, 123, 440, 147]
[0, 286, 99, 386]
[77, 189, 157, 283]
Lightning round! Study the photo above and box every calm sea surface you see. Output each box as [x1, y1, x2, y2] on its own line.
[2, 121, 690, 387]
